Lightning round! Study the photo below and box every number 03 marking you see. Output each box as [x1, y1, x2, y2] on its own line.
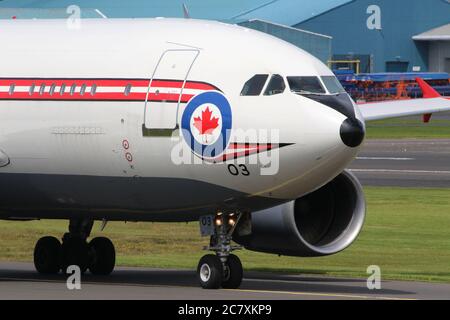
[227, 164, 250, 176]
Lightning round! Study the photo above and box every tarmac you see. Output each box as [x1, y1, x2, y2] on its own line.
[350, 139, 450, 187]
[1, 262, 449, 300]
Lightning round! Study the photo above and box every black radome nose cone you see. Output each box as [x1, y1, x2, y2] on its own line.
[340, 118, 365, 148]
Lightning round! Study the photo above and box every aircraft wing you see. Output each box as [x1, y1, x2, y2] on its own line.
[357, 78, 450, 121]
[358, 97, 450, 121]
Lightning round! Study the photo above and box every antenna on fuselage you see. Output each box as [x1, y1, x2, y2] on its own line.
[182, 3, 190, 19]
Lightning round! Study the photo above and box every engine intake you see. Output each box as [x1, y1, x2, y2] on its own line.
[234, 170, 366, 257]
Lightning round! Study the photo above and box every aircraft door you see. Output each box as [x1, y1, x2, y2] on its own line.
[144, 50, 199, 131]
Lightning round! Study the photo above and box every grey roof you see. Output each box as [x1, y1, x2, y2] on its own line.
[413, 23, 450, 41]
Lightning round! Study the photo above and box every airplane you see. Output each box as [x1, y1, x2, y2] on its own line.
[415, 77, 450, 123]
[359, 77, 450, 123]
[0, 18, 449, 290]
[416, 77, 449, 101]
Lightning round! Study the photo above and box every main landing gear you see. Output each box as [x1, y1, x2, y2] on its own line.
[197, 213, 244, 289]
[33, 218, 115, 276]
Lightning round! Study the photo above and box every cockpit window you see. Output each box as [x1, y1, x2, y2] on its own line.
[321, 76, 346, 94]
[287, 76, 326, 94]
[241, 74, 269, 96]
[264, 74, 285, 96]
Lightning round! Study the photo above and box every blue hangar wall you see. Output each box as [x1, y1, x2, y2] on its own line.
[296, 0, 450, 73]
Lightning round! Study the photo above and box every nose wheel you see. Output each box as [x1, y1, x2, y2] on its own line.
[197, 254, 223, 289]
[197, 213, 244, 289]
[221, 254, 243, 289]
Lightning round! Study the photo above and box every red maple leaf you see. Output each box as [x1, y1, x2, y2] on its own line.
[193, 107, 219, 135]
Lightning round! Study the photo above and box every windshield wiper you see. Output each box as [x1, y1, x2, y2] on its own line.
[291, 90, 329, 96]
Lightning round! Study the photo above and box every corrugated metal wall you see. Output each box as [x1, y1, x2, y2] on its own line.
[239, 20, 332, 63]
[429, 42, 450, 73]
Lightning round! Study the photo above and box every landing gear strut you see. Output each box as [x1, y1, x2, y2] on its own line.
[197, 213, 244, 289]
[33, 218, 115, 276]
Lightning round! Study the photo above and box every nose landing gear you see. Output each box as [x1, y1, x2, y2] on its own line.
[197, 213, 244, 289]
[33, 218, 116, 276]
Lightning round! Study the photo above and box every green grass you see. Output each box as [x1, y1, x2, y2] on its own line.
[1, 187, 450, 283]
[366, 118, 450, 139]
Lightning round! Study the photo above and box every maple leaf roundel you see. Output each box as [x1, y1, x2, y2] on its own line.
[181, 91, 232, 158]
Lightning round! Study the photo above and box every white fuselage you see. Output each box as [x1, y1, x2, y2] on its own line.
[0, 18, 363, 221]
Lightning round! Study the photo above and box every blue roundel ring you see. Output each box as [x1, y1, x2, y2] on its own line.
[181, 91, 232, 158]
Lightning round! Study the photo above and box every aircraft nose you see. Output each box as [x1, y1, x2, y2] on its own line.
[340, 118, 365, 148]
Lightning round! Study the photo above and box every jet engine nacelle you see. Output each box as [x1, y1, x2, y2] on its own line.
[234, 170, 366, 257]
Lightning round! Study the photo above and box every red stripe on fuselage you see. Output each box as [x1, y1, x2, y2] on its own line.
[0, 78, 218, 102]
[0, 92, 195, 103]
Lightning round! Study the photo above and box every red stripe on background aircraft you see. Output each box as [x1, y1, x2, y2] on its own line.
[416, 77, 449, 123]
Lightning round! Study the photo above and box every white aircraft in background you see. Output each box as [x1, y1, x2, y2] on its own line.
[0, 18, 449, 289]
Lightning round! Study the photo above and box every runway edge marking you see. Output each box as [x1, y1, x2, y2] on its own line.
[227, 288, 418, 300]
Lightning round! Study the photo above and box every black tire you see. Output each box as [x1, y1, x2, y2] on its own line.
[88, 237, 115, 276]
[34, 236, 62, 274]
[221, 254, 243, 289]
[61, 237, 89, 274]
[197, 254, 223, 289]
